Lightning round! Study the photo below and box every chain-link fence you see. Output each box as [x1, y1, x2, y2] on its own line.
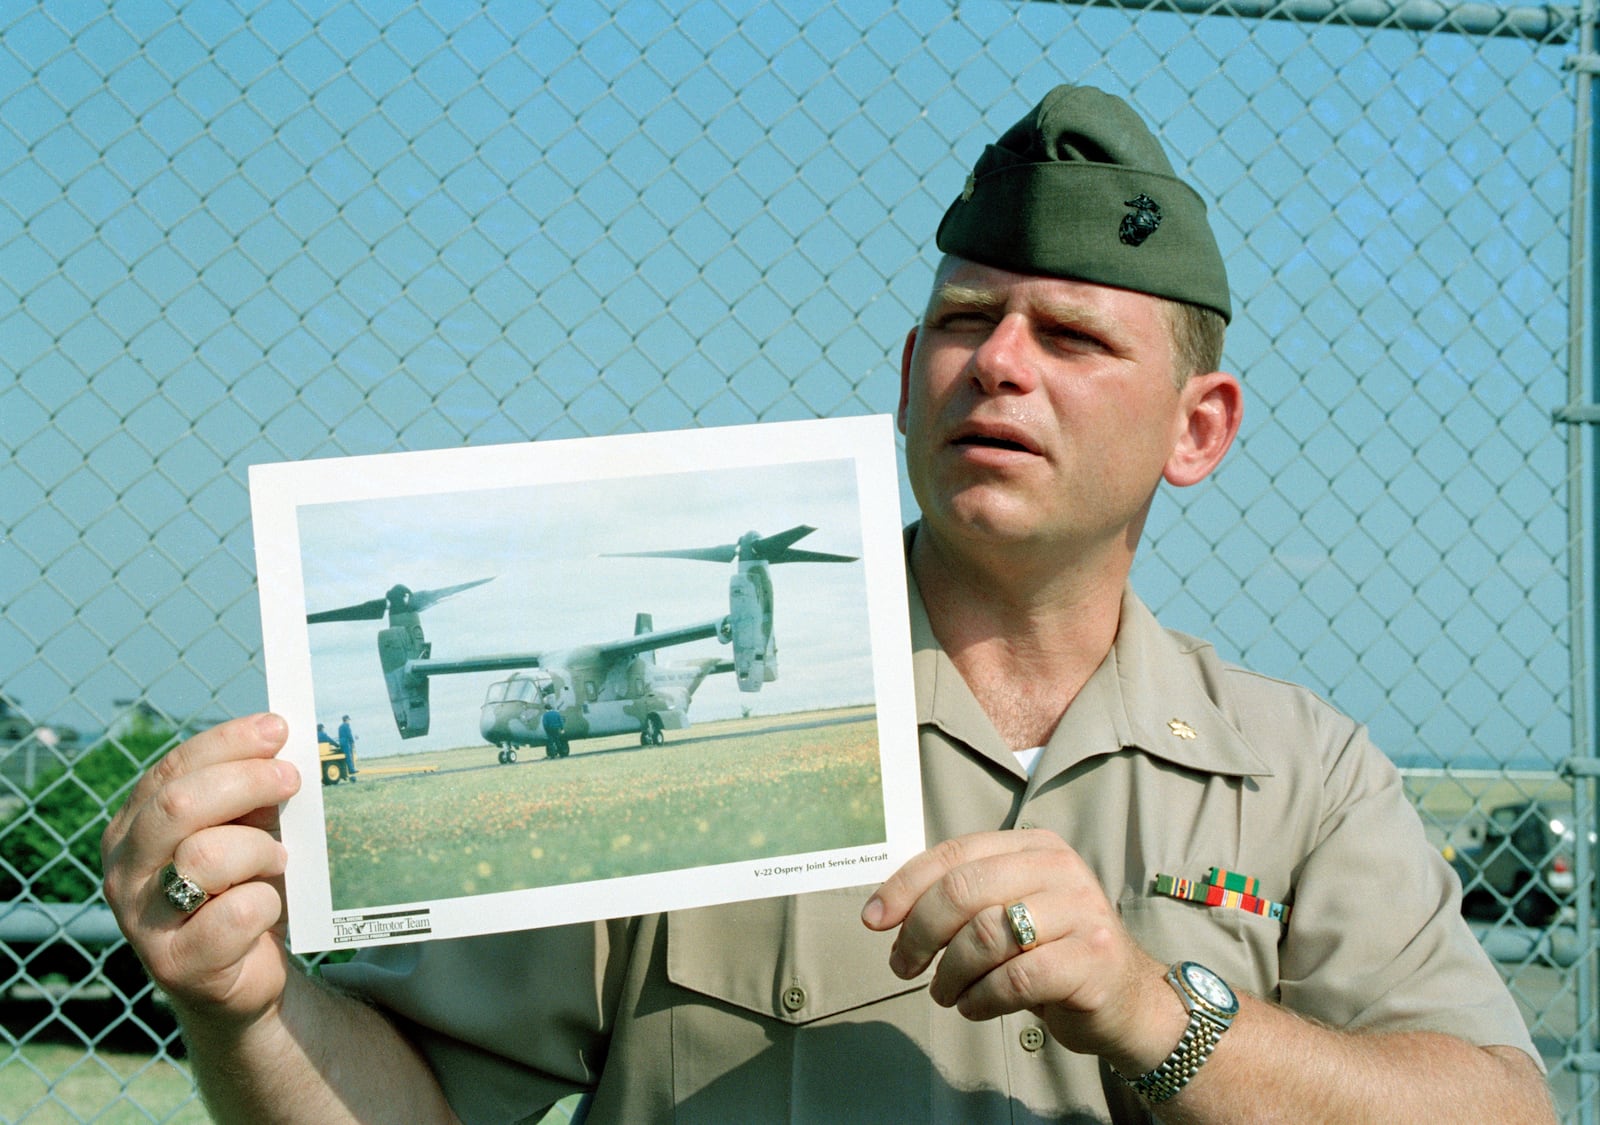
[1, 0, 1594, 1119]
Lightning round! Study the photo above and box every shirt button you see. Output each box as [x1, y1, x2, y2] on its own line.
[781, 985, 807, 1013]
[1019, 1026, 1047, 1052]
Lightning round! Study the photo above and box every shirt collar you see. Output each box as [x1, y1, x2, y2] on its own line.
[905, 532, 1272, 783]
[1093, 589, 1272, 780]
[908, 571, 1020, 775]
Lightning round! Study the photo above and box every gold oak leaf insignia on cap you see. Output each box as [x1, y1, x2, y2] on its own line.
[1168, 718, 1197, 740]
[1119, 193, 1161, 246]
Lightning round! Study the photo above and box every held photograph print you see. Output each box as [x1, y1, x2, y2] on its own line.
[250, 415, 921, 952]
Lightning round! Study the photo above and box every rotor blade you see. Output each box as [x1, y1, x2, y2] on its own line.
[307, 598, 388, 624]
[603, 546, 738, 563]
[744, 527, 855, 564]
[764, 547, 857, 564]
[602, 525, 855, 565]
[409, 577, 495, 613]
[306, 578, 493, 624]
[748, 525, 817, 556]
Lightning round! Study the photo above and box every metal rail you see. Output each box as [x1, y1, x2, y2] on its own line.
[0, 902, 121, 945]
[1556, 0, 1597, 1110]
[1037, 0, 1577, 41]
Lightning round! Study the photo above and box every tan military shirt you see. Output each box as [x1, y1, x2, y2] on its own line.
[328, 576, 1537, 1124]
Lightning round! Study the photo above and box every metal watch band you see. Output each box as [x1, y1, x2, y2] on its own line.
[1124, 1010, 1228, 1102]
[1112, 961, 1237, 1104]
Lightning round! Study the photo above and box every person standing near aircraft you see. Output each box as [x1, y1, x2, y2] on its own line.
[100, 84, 1554, 1121]
[336, 714, 358, 779]
[540, 702, 567, 759]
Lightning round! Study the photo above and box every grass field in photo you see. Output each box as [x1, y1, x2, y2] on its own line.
[322, 707, 885, 908]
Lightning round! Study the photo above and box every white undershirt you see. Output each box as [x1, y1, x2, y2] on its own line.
[1013, 746, 1044, 778]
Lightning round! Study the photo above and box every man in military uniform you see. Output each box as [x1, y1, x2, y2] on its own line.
[540, 702, 567, 759]
[336, 714, 358, 778]
[101, 86, 1554, 1122]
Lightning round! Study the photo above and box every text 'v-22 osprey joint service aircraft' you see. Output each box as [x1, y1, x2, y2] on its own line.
[305, 526, 856, 773]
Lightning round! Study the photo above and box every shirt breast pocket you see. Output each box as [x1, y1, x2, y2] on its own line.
[661, 890, 936, 1122]
[1119, 890, 1284, 1002]
[666, 887, 927, 1024]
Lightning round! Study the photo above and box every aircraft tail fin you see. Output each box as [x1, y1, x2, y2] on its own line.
[635, 613, 656, 664]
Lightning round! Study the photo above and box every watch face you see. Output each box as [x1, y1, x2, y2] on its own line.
[1181, 962, 1239, 1014]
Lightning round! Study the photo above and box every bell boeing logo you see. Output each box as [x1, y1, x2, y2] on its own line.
[333, 908, 433, 943]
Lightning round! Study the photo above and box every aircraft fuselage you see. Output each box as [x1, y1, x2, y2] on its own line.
[480, 657, 723, 751]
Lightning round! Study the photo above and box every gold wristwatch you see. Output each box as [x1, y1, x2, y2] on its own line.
[1114, 961, 1238, 1103]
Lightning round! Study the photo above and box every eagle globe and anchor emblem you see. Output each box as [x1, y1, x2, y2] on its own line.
[1119, 193, 1162, 246]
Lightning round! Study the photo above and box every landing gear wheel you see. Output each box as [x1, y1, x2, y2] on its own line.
[504, 747, 517, 764]
[498, 749, 507, 764]
[644, 715, 665, 746]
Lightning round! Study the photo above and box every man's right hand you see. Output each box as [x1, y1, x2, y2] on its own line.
[100, 713, 302, 1029]
[102, 715, 462, 1123]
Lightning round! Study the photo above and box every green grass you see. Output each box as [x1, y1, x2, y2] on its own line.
[0, 1043, 209, 1124]
[326, 713, 886, 908]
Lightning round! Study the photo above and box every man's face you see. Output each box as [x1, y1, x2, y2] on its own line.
[897, 257, 1194, 559]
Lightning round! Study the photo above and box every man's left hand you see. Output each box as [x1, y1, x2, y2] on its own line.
[861, 829, 1180, 1072]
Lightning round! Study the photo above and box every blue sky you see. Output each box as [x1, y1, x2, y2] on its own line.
[0, 0, 1578, 770]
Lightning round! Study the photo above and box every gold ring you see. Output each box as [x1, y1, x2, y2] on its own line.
[160, 862, 209, 914]
[1006, 901, 1038, 950]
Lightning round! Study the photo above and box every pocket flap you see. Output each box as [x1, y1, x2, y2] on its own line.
[667, 887, 929, 1024]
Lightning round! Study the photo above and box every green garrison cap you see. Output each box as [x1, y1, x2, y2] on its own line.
[935, 85, 1231, 322]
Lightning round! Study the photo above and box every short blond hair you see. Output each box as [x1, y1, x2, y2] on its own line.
[1166, 298, 1227, 386]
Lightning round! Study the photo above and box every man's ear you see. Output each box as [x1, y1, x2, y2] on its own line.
[1163, 371, 1242, 488]
[897, 326, 919, 435]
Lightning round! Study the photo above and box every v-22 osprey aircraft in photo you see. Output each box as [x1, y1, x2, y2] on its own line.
[305, 526, 856, 765]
